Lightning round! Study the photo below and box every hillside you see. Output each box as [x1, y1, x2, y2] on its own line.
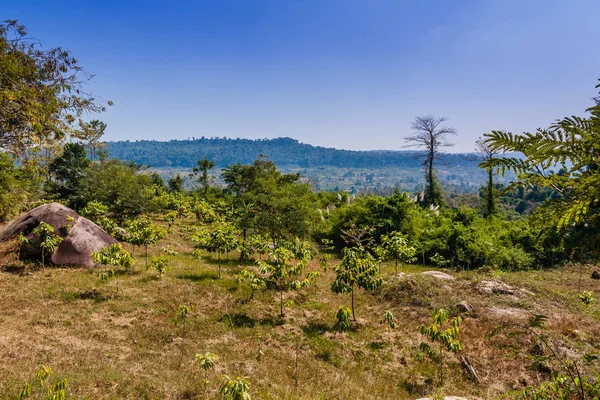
[106, 137, 512, 193]
[1, 218, 599, 399]
[107, 137, 474, 169]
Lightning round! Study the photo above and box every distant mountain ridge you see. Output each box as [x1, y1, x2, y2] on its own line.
[106, 136, 478, 169]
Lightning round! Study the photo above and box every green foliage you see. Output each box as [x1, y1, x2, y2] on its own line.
[80, 200, 121, 236]
[380, 309, 397, 345]
[80, 200, 109, 220]
[334, 306, 352, 331]
[0, 152, 29, 222]
[418, 308, 462, 387]
[74, 119, 106, 161]
[175, 304, 192, 325]
[191, 156, 216, 194]
[380, 310, 397, 329]
[0, 20, 108, 159]
[485, 81, 600, 237]
[192, 222, 237, 278]
[379, 231, 417, 273]
[18, 365, 68, 400]
[79, 160, 153, 222]
[218, 375, 251, 400]
[223, 156, 319, 243]
[196, 352, 217, 371]
[196, 352, 217, 395]
[149, 256, 169, 277]
[322, 190, 413, 249]
[516, 372, 600, 400]
[106, 136, 479, 175]
[45, 143, 90, 210]
[92, 244, 134, 270]
[125, 216, 166, 268]
[32, 222, 63, 268]
[168, 173, 184, 193]
[331, 245, 383, 320]
[93, 245, 133, 293]
[240, 243, 318, 318]
[579, 291, 596, 307]
[190, 197, 218, 224]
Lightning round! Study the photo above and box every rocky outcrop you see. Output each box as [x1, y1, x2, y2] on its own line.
[0, 203, 117, 267]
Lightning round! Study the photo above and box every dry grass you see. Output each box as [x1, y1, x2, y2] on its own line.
[1, 220, 599, 399]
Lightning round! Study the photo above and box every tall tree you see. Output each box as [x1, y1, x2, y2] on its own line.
[223, 156, 317, 244]
[168, 174, 184, 193]
[191, 156, 215, 195]
[0, 20, 109, 161]
[75, 119, 107, 161]
[404, 115, 456, 207]
[46, 143, 90, 210]
[80, 159, 153, 222]
[0, 152, 28, 222]
[475, 136, 499, 217]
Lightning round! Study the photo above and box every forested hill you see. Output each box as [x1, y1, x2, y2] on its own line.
[106, 137, 475, 169]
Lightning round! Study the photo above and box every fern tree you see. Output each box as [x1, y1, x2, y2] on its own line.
[485, 81, 600, 236]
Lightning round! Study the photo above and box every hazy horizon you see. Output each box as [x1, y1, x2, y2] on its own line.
[2, 0, 599, 152]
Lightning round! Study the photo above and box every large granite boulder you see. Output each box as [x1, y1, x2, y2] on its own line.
[0, 203, 117, 267]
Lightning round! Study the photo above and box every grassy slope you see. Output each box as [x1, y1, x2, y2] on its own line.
[0, 220, 599, 399]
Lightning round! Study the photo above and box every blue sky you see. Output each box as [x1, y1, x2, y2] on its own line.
[2, 0, 600, 151]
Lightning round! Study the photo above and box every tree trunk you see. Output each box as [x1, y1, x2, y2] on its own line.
[460, 355, 480, 383]
[427, 147, 435, 205]
[439, 344, 443, 387]
[218, 252, 221, 279]
[295, 341, 299, 390]
[351, 288, 356, 321]
[145, 245, 149, 270]
[280, 288, 284, 318]
[486, 168, 494, 217]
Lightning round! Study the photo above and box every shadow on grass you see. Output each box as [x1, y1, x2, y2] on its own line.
[138, 274, 161, 284]
[1, 264, 27, 274]
[60, 288, 110, 303]
[219, 312, 284, 328]
[303, 321, 332, 336]
[177, 272, 219, 282]
[198, 254, 242, 268]
[219, 312, 256, 328]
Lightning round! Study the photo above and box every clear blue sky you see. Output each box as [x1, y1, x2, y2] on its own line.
[2, 0, 600, 151]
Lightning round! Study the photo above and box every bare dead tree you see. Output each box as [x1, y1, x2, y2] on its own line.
[404, 115, 457, 206]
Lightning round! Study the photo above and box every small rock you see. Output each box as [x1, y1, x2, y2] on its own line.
[591, 270, 600, 280]
[421, 271, 454, 280]
[479, 280, 515, 295]
[529, 344, 543, 356]
[456, 301, 474, 313]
